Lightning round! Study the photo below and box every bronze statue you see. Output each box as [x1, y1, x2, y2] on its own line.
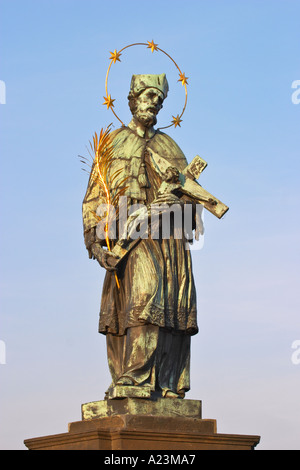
[82, 73, 228, 400]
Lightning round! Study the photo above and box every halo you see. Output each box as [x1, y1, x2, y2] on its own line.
[103, 40, 188, 130]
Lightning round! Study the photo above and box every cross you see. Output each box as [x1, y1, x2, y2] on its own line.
[109, 152, 229, 266]
[149, 150, 229, 219]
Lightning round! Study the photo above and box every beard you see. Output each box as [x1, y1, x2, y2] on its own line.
[134, 109, 157, 128]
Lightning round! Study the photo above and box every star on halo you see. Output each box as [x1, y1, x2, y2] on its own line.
[147, 40, 158, 53]
[109, 49, 122, 63]
[178, 72, 189, 86]
[172, 115, 183, 128]
[102, 95, 115, 109]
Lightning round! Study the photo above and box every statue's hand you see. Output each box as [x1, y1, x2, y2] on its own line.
[90, 244, 119, 272]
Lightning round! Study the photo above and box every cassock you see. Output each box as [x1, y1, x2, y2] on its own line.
[82, 117, 198, 397]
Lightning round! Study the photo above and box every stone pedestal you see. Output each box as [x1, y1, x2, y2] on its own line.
[24, 398, 260, 451]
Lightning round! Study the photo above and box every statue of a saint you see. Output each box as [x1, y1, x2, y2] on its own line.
[82, 74, 200, 399]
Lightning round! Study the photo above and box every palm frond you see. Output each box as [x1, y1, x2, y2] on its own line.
[82, 124, 129, 289]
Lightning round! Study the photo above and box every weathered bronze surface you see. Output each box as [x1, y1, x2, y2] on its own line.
[82, 74, 228, 400]
[81, 397, 202, 421]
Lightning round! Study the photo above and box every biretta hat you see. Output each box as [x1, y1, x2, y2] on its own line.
[130, 74, 169, 98]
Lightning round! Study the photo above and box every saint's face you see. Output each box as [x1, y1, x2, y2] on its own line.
[134, 87, 164, 128]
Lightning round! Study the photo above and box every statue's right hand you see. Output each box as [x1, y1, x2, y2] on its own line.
[90, 244, 119, 272]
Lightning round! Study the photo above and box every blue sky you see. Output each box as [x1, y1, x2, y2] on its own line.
[0, 0, 299, 449]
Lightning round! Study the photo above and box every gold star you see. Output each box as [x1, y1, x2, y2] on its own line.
[109, 49, 122, 63]
[147, 40, 158, 53]
[172, 115, 183, 128]
[102, 95, 115, 109]
[178, 72, 189, 86]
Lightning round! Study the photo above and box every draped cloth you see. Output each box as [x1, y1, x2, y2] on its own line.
[82, 119, 198, 396]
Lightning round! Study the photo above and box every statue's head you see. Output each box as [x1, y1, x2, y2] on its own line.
[128, 74, 169, 128]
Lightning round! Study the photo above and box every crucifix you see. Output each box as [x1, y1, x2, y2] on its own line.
[110, 152, 229, 266]
[149, 151, 229, 219]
